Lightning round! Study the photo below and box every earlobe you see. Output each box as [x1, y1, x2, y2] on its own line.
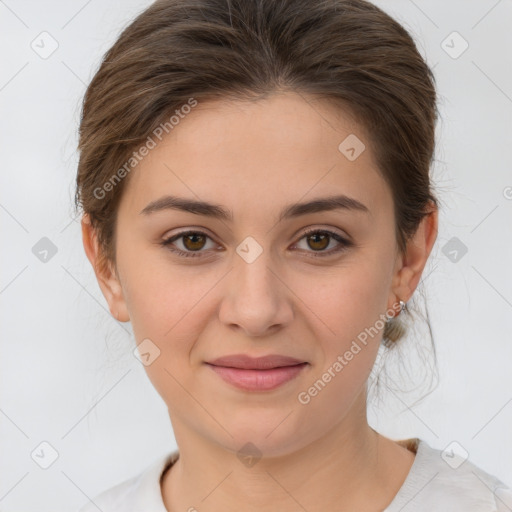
[81, 214, 130, 323]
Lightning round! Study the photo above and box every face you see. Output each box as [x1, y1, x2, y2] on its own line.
[84, 92, 435, 457]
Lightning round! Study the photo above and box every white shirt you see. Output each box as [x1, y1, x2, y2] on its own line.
[77, 438, 512, 511]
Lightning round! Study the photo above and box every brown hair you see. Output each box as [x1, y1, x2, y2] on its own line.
[74, 0, 439, 348]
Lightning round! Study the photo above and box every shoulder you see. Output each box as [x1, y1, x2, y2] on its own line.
[386, 438, 512, 512]
[76, 450, 179, 512]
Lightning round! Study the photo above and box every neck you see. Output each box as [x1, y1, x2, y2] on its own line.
[161, 392, 414, 512]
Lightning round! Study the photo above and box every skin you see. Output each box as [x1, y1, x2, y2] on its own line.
[82, 91, 438, 511]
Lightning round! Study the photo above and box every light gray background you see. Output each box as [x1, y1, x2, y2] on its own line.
[1, 1, 511, 510]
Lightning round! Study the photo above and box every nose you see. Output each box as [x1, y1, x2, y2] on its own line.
[218, 249, 294, 337]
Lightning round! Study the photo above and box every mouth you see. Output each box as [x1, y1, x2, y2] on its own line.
[204, 354, 309, 391]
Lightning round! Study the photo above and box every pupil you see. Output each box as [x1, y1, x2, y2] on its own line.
[308, 233, 329, 251]
[184, 234, 205, 251]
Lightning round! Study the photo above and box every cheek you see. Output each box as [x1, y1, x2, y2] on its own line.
[120, 238, 214, 336]
[297, 259, 390, 347]
[121, 259, 221, 385]
[289, 267, 387, 430]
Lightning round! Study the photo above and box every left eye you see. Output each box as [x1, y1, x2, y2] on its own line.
[293, 229, 351, 256]
[161, 228, 352, 258]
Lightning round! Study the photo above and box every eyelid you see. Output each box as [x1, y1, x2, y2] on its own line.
[162, 225, 217, 240]
[294, 226, 351, 244]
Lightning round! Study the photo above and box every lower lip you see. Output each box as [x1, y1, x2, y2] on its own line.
[206, 363, 308, 391]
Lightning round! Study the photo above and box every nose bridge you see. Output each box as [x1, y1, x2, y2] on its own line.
[236, 248, 276, 301]
[219, 243, 292, 336]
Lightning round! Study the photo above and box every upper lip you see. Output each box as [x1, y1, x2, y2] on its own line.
[206, 354, 306, 370]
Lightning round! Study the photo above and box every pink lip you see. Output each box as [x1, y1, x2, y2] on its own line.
[205, 354, 308, 391]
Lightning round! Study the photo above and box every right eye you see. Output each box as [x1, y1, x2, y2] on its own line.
[161, 230, 218, 258]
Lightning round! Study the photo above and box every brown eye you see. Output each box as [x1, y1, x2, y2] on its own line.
[306, 232, 330, 251]
[182, 233, 207, 251]
[294, 228, 353, 257]
[161, 230, 217, 258]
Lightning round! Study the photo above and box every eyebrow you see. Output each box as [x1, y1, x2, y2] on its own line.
[139, 194, 370, 222]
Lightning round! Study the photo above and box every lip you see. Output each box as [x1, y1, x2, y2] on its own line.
[206, 354, 306, 370]
[205, 354, 308, 391]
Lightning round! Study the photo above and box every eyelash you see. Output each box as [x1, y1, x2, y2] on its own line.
[160, 228, 353, 259]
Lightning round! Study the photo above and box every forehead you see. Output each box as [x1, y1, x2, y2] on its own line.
[118, 92, 390, 221]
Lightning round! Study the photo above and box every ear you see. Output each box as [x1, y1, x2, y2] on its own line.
[388, 202, 438, 312]
[81, 214, 130, 322]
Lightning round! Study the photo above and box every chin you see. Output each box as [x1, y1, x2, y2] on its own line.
[215, 417, 307, 458]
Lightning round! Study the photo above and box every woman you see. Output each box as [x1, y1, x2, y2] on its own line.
[75, 0, 512, 510]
